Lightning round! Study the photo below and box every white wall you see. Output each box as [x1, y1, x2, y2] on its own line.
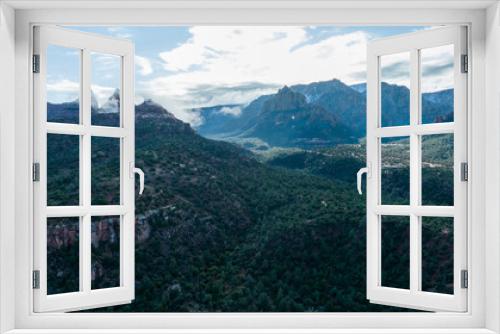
[485, 2, 500, 333]
[0, 1, 16, 333]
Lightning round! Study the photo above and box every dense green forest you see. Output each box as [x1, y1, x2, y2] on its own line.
[45, 79, 455, 312]
[46, 100, 454, 312]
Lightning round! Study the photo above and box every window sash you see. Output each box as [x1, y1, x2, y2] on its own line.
[366, 25, 468, 312]
[32, 25, 136, 313]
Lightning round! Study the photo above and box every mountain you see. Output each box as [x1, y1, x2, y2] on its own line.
[380, 82, 411, 127]
[47, 100, 80, 123]
[292, 78, 354, 103]
[46, 90, 453, 312]
[100, 88, 120, 114]
[194, 104, 245, 136]
[194, 79, 454, 148]
[236, 86, 355, 148]
[349, 83, 454, 125]
[125, 102, 381, 312]
[380, 84, 454, 125]
[195, 95, 273, 138]
[46, 94, 425, 312]
[137, 98, 187, 122]
[292, 79, 366, 136]
[91, 91, 99, 110]
[350, 83, 453, 111]
[350, 83, 366, 93]
[423, 89, 453, 106]
[47, 89, 119, 124]
[422, 89, 454, 123]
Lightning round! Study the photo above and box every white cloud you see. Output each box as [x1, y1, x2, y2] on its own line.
[47, 79, 79, 93]
[53, 26, 450, 125]
[380, 52, 411, 87]
[91, 53, 121, 88]
[145, 26, 370, 123]
[46, 79, 79, 103]
[135, 55, 153, 76]
[157, 26, 367, 87]
[46, 80, 115, 107]
[421, 44, 454, 93]
[378, 44, 454, 92]
[91, 84, 116, 107]
[218, 106, 242, 116]
[135, 85, 204, 125]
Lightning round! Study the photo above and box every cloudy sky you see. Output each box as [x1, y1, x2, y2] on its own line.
[46, 25, 453, 125]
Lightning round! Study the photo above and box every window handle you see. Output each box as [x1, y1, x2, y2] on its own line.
[130, 162, 145, 195]
[357, 163, 371, 195]
[134, 168, 145, 195]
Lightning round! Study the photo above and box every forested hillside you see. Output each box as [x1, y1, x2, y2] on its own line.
[45, 80, 454, 312]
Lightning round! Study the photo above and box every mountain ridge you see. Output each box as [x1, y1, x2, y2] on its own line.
[196, 79, 454, 148]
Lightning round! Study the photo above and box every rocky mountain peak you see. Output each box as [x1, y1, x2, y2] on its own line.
[262, 85, 308, 113]
[136, 98, 173, 118]
[100, 88, 120, 114]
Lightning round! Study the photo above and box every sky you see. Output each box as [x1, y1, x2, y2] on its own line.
[46, 25, 454, 125]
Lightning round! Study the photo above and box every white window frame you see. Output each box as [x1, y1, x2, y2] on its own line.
[1, 1, 498, 333]
[32, 26, 136, 312]
[366, 26, 468, 312]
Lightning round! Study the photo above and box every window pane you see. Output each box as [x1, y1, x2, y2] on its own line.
[91, 137, 121, 205]
[47, 134, 80, 206]
[92, 216, 121, 289]
[421, 134, 454, 206]
[421, 44, 454, 124]
[46, 44, 81, 124]
[91, 52, 121, 127]
[422, 217, 454, 294]
[380, 52, 410, 127]
[47, 217, 80, 295]
[381, 137, 410, 205]
[381, 215, 410, 289]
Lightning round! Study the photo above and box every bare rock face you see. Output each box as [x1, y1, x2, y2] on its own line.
[261, 86, 307, 113]
[91, 217, 119, 248]
[47, 221, 79, 249]
[136, 214, 151, 243]
[47, 217, 121, 250]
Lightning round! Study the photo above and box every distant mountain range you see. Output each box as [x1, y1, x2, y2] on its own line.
[47, 88, 121, 123]
[47, 78, 453, 151]
[195, 79, 454, 149]
[233, 86, 353, 148]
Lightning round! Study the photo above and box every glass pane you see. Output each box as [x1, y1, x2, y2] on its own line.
[47, 217, 80, 295]
[46, 45, 81, 124]
[381, 136, 410, 205]
[91, 52, 121, 127]
[421, 44, 454, 124]
[92, 216, 121, 289]
[422, 217, 454, 294]
[91, 137, 121, 205]
[47, 134, 80, 206]
[421, 134, 454, 206]
[380, 52, 410, 127]
[381, 215, 410, 289]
